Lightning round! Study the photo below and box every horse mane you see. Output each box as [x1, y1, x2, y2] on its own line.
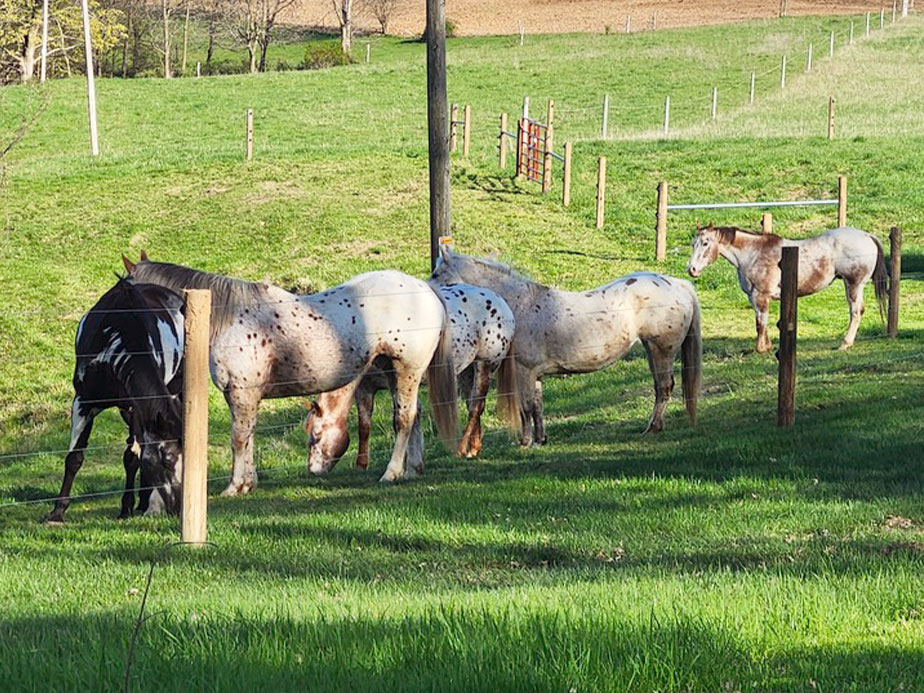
[709, 225, 772, 245]
[130, 260, 279, 338]
[446, 251, 545, 289]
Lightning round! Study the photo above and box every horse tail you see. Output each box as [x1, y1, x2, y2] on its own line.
[871, 234, 889, 324]
[495, 344, 521, 435]
[680, 284, 702, 427]
[427, 296, 459, 453]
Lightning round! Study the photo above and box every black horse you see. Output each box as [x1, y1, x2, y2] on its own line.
[45, 277, 186, 523]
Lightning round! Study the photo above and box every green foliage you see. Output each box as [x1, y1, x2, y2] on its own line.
[301, 40, 352, 70]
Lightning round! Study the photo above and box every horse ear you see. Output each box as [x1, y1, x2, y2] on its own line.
[707, 221, 715, 230]
[122, 254, 136, 273]
[696, 223, 704, 231]
[139, 249, 149, 262]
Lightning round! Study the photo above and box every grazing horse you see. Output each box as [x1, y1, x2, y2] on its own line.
[45, 278, 185, 523]
[125, 256, 458, 488]
[431, 246, 702, 446]
[328, 282, 517, 472]
[687, 224, 888, 352]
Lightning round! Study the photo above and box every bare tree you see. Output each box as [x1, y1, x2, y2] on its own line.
[331, 0, 352, 57]
[364, 0, 396, 35]
[225, 0, 295, 73]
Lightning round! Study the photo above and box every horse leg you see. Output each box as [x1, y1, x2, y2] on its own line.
[222, 388, 261, 496]
[406, 398, 425, 476]
[516, 367, 537, 447]
[532, 380, 548, 445]
[380, 368, 422, 483]
[461, 361, 491, 458]
[754, 294, 773, 354]
[642, 342, 676, 434]
[839, 278, 865, 350]
[355, 383, 376, 470]
[119, 435, 141, 519]
[456, 365, 476, 456]
[44, 398, 96, 523]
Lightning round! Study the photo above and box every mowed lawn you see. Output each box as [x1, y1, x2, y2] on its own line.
[1, 14, 923, 692]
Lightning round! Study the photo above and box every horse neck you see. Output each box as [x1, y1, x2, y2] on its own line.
[459, 261, 539, 307]
[719, 233, 762, 270]
[123, 365, 182, 433]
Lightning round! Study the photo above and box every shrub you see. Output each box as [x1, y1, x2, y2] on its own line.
[301, 41, 352, 70]
[200, 59, 248, 76]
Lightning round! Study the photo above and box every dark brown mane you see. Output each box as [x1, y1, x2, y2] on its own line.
[710, 225, 774, 244]
[130, 260, 286, 338]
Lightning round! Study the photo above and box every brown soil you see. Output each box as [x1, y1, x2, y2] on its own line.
[289, 1, 890, 38]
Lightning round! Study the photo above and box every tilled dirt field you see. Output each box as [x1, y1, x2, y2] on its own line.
[290, 1, 895, 37]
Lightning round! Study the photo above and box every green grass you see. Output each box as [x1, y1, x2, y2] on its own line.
[1, 13, 924, 692]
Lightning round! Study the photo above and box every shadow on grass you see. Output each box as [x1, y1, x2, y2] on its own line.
[1, 604, 922, 692]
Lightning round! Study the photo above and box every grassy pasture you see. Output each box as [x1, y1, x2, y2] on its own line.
[1, 13, 923, 692]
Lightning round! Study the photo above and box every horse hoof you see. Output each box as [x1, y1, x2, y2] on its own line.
[379, 470, 401, 483]
[42, 516, 64, 526]
[838, 342, 852, 351]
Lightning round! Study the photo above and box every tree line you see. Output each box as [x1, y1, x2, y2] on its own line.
[0, 0, 399, 84]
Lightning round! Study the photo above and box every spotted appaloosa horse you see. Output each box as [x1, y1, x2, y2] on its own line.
[343, 282, 517, 470]
[125, 255, 457, 488]
[431, 246, 702, 446]
[687, 224, 888, 353]
[45, 277, 185, 523]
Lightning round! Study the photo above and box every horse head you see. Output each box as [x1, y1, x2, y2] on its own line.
[305, 399, 351, 475]
[136, 425, 183, 516]
[687, 222, 721, 278]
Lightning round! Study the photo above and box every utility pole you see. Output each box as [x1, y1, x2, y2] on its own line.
[426, 0, 450, 270]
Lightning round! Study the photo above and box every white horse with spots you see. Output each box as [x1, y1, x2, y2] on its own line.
[431, 247, 702, 446]
[334, 282, 517, 472]
[126, 256, 458, 488]
[687, 224, 888, 353]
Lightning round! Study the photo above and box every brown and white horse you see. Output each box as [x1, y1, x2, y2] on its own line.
[687, 224, 888, 352]
[431, 247, 702, 446]
[341, 282, 518, 471]
[126, 256, 458, 488]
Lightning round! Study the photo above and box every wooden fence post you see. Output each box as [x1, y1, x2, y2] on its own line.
[80, 0, 99, 157]
[888, 227, 902, 337]
[711, 86, 718, 120]
[807, 42, 813, 71]
[366, 42, 371, 62]
[245, 108, 253, 161]
[602, 94, 609, 139]
[837, 175, 847, 226]
[663, 95, 670, 135]
[196, 61, 201, 77]
[827, 97, 836, 140]
[780, 54, 787, 89]
[866, 11, 871, 35]
[595, 156, 606, 228]
[829, 31, 835, 58]
[656, 180, 668, 261]
[181, 289, 211, 545]
[562, 142, 572, 207]
[892, 0, 897, 22]
[626, 14, 631, 33]
[522, 95, 529, 121]
[849, 21, 854, 44]
[762, 212, 773, 234]
[880, 8, 885, 28]
[542, 100, 554, 193]
[749, 71, 755, 104]
[777, 247, 798, 427]
[449, 103, 458, 152]
[499, 113, 508, 168]
[462, 104, 471, 157]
